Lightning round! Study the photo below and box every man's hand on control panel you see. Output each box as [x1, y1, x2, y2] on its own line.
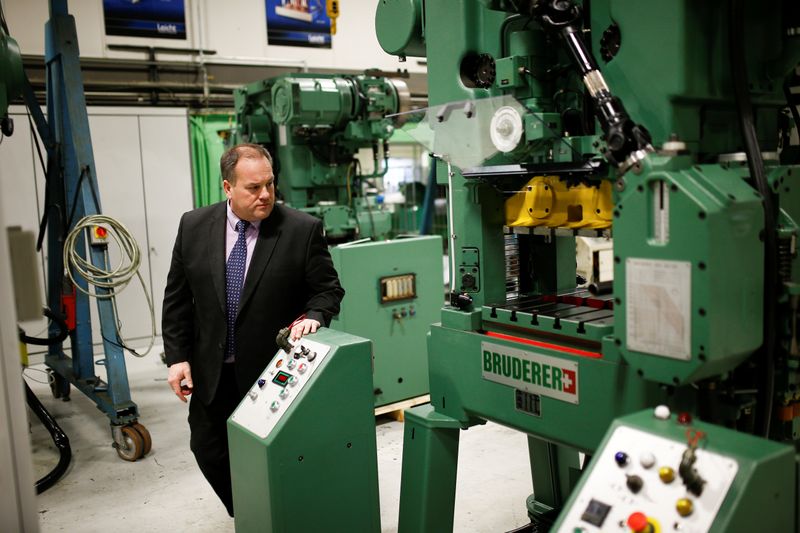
[290, 318, 320, 341]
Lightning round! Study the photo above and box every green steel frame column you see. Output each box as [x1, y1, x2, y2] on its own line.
[526, 437, 582, 524]
[398, 405, 466, 533]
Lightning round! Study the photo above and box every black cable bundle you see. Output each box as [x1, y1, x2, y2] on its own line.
[728, 0, 779, 438]
[17, 307, 69, 346]
[25, 382, 72, 494]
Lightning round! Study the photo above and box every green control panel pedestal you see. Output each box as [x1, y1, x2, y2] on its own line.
[227, 328, 380, 533]
[552, 409, 797, 533]
[331, 236, 443, 407]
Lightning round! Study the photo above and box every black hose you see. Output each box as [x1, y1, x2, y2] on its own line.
[18, 307, 69, 346]
[24, 381, 71, 494]
[729, 0, 779, 438]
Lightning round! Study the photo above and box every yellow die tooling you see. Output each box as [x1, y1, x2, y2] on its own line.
[505, 176, 613, 229]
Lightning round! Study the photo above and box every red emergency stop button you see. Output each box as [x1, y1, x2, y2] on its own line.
[627, 512, 648, 532]
[94, 226, 107, 238]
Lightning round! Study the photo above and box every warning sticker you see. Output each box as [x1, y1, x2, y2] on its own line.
[625, 258, 691, 360]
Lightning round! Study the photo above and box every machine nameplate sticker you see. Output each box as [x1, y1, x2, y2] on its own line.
[515, 390, 542, 416]
[481, 341, 579, 404]
[626, 258, 691, 360]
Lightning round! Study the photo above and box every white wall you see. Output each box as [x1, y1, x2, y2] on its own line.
[0, 105, 193, 353]
[0, 199, 39, 533]
[2, 0, 422, 73]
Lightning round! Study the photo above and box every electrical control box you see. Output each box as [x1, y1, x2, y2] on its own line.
[330, 236, 443, 407]
[553, 409, 796, 533]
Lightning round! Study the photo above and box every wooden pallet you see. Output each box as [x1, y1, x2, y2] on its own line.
[374, 394, 431, 422]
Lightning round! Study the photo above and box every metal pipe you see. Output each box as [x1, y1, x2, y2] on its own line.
[588, 280, 612, 295]
[28, 79, 245, 91]
[358, 142, 391, 179]
[198, 55, 308, 70]
[27, 51, 308, 71]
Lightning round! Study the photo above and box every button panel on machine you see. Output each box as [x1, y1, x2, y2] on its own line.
[230, 339, 330, 439]
[558, 425, 738, 533]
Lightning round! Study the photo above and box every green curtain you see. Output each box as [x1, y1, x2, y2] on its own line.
[189, 113, 234, 207]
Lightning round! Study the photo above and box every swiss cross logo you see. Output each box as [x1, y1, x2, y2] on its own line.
[562, 368, 576, 395]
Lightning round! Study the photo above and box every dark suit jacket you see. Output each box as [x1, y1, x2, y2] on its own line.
[162, 202, 344, 405]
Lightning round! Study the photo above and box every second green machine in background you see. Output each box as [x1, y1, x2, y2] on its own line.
[233, 72, 444, 408]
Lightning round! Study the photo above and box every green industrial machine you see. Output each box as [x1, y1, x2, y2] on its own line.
[372, 0, 800, 531]
[0, 14, 23, 135]
[233, 72, 444, 408]
[227, 328, 380, 532]
[234, 72, 410, 241]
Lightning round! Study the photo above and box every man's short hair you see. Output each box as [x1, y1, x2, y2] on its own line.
[220, 143, 273, 184]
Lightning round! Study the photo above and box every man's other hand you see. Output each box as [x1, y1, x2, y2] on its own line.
[290, 318, 320, 340]
[167, 361, 193, 402]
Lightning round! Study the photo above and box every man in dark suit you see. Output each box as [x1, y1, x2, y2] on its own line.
[162, 143, 344, 516]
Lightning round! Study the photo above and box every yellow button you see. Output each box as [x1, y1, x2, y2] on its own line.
[676, 498, 693, 517]
[659, 466, 675, 483]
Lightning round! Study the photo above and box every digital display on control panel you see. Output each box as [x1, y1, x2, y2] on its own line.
[272, 370, 292, 388]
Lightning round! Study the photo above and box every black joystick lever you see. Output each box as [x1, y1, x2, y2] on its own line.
[276, 327, 293, 354]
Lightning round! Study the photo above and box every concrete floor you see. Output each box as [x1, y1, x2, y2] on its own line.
[24, 346, 534, 532]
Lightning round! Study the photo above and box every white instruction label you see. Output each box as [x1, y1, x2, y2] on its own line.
[626, 258, 691, 360]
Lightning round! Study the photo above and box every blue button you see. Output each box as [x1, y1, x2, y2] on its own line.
[614, 451, 629, 466]
[257, 378, 266, 388]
